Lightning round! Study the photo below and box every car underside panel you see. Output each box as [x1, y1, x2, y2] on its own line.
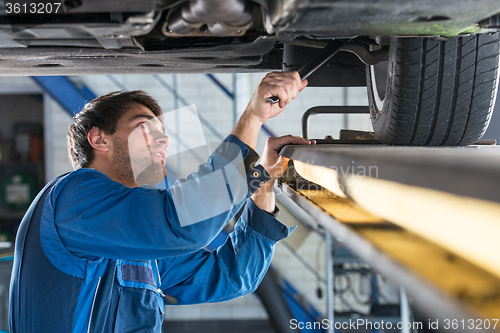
[0, 37, 282, 75]
[0, 0, 499, 75]
[266, 0, 500, 37]
[0, 0, 286, 75]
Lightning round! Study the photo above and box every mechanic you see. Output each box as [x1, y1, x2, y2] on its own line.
[9, 71, 314, 332]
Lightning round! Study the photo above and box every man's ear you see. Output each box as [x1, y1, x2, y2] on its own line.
[87, 127, 110, 152]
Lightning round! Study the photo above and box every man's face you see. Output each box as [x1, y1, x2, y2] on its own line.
[109, 103, 170, 187]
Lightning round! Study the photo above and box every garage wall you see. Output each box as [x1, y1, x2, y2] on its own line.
[46, 98, 75, 178]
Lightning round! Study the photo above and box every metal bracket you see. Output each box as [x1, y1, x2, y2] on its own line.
[285, 39, 389, 65]
[301, 106, 369, 139]
[341, 42, 389, 65]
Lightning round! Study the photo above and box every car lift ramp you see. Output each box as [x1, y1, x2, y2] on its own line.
[279, 143, 500, 332]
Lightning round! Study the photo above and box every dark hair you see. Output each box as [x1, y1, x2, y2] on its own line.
[67, 90, 163, 169]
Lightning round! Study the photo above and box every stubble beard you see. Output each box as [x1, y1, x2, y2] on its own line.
[111, 136, 166, 187]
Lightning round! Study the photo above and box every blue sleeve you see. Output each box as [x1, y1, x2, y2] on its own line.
[157, 199, 295, 304]
[51, 135, 271, 260]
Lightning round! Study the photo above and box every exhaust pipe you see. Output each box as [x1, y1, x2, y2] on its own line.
[164, 0, 254, 37]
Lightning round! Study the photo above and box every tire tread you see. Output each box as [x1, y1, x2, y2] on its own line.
[368, 33, 500, 146]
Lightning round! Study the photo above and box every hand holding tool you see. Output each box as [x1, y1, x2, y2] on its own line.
[266, 39, 352, 104]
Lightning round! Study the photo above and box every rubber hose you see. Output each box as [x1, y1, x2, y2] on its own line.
[255, 270, 297, 333]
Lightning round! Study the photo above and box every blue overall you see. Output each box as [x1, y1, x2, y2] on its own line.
[9, 135, 293, 332]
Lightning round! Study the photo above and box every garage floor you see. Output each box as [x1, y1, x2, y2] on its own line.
[163, 319, 274, 333]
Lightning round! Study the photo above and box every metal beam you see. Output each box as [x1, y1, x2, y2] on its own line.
[32, 76, 96, 116]
[279, 143, 500, 329]
[280, 144, 500, 204]
[280, 183, 487, 332]
[205, 74, 234, 99]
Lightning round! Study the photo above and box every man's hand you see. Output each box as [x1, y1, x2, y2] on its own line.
[231, 71, 307, 150]
[259, 135, 314, 181]
[251, 135, 315, 213]
[247, 71, 307, 123]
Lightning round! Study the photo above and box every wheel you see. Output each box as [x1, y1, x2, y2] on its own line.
[367, 33, 500, 146]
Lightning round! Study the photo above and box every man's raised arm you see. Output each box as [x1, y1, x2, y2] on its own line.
[231, 71, 306, 149]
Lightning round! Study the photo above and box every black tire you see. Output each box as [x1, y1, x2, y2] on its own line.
[367, 33, 500, 146]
